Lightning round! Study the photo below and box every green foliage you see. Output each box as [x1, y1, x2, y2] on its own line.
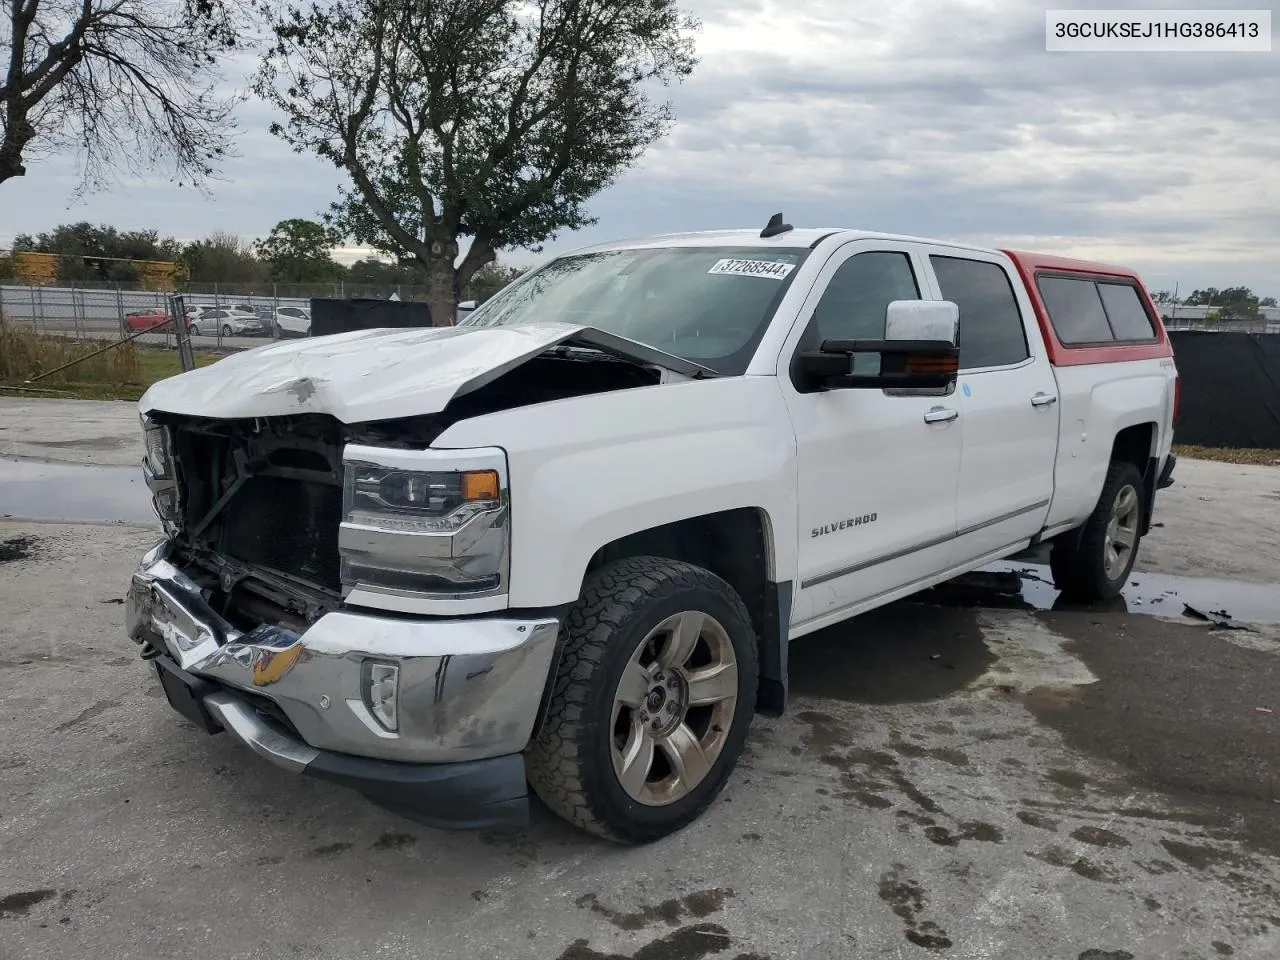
[1183, 286, 1262, 318]
[256, 0, 698, 323]
[181, 231, 270, 285]
[346, 257, 427, 286]
[1261, 297, 1277, 308]
[254, 218, 347, 283]
[466, 262, 525, 302]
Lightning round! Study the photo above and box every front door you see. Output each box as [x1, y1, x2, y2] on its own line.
[781, 241, 963, 632]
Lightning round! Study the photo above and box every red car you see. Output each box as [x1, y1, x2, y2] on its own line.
[124, 308, 174, 332]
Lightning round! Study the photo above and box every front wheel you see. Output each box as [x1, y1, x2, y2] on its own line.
[526, 556, 758, 844]
[1050, 460, 1145, 601]
[187, 324, 199, 337]
[220, 324, 232, 337]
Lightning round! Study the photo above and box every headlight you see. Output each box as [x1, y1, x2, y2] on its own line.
[338, 445, 510, 601]
[139, 413, 181, 531]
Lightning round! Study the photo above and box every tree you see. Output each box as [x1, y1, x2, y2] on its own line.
[1, 0, 240, 190]
[256, 0, 698, 325]
[1261, 297, 1277, 308]
[464, 262, 524, 303]
[1149, 290, 1181, 305]
[182, 232, 269, 285]
[1183, 286, 1260, 318]
[346, 256, 426, 287]
[254, 219, 347, 283]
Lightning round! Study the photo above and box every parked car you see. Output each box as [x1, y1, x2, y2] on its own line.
[274, 305, 312, 337]
[129, 215, 1179, 843]
[188, 307, 264, 337]
[123, 307, 173, 332]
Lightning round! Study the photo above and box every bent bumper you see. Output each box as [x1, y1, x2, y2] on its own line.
[152, 655, 529, 828]
[127, 542, 561, 826]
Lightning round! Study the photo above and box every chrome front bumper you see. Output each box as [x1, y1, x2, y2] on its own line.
[126, 542, 561, 767]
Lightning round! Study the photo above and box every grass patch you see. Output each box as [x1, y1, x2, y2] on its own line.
[0, 326, 220, 401]
[1174, 443, 1280, 466]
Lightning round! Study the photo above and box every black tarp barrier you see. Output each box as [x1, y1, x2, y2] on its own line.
[1169, 331, 1280, 449]
[309, 298, 433, 337]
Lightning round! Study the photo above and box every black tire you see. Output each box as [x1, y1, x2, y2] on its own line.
[187, 324, 198, 337]
[221, 324, 232, 337]
[1050, 459, 1145, 601]
[526, 556, 759, 844]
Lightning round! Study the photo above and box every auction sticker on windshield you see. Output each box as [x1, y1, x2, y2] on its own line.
[708, 258, 796, 280]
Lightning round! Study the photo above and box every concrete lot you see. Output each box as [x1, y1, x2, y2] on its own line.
[2, 400, 1279, 960]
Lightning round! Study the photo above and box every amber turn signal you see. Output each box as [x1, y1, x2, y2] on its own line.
[461, 470, 501, 501]
[904, 355, 959, 375]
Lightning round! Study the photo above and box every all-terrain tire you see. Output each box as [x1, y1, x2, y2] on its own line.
[526, 556, 759, 844]
[1050, 459, 1145, 601]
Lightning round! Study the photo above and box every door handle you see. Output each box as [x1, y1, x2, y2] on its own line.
[1031, 393, 1058, 407]
[924, 406, 959, 424]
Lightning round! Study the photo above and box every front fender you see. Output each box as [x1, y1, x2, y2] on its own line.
[432, 377, 799, 609]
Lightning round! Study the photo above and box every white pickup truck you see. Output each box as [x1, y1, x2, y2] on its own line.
[127, 216, 1179, 843]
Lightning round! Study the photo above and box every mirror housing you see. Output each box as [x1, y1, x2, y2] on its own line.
[795, 300, 960, 393]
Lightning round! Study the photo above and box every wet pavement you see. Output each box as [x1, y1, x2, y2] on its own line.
[0, 458, 154, 525]
[2, 519, 1279, 959]
[4, 447, 1280, 959]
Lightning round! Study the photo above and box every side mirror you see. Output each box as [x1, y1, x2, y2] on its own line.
[795, 300, 960, 393]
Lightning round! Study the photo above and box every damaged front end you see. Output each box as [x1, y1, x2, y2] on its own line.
[126, 335, 684, 826]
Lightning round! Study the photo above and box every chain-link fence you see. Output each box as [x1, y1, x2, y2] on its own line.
[0, 279, 469, 348]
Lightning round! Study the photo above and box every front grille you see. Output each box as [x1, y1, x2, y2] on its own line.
[221, 475, 343, 589]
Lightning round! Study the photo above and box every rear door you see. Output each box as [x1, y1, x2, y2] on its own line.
[923, 250, 1060, 561]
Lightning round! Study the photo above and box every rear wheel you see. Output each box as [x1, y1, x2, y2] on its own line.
[187, 324, 198, 337]
[526, 556, 758, 844]
[1051, 460, 1145, 601]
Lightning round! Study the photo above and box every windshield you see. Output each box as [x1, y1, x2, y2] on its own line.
[459, 246, 811, 375]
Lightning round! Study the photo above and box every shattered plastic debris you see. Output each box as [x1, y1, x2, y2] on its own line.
[1256, 707, 1274, 715]
[1182, 603, 1257, 632]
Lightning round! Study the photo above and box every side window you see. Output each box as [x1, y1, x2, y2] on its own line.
[930, 256, 1029, 370]
[1097, 282, 1156, 341]
[1037, 276, 1113, 344]
[811, 250, 920, 341]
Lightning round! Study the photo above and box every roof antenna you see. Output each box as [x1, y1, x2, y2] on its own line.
[760, 212, 794, 239]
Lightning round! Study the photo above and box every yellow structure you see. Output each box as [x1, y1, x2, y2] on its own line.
[9, 251, 187, 290]
[12, 251, 59, 284]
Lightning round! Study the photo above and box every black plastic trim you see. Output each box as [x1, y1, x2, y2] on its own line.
[305, 751, 530, 831]
[755, 580, 792, 717]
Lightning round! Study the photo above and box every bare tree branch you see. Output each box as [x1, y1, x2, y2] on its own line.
[1, 0, 242, 190]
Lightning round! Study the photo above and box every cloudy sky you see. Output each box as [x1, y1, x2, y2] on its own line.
[2, 0, 1276, 297]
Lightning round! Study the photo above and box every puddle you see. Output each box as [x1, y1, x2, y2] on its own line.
[789, 603, 994, 704]
[0, 458, 155, 525]
[919, 561, 1280, 626]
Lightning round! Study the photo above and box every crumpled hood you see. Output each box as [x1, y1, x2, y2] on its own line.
[138, 321, 703, 424]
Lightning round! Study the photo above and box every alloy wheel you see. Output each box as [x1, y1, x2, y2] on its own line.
[609, 610, 739, 806]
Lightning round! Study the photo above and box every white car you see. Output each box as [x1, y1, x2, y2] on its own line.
[274, 305, 312, 337]
[132, 217, 1179, 843]
[188, 306, 264, 337]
